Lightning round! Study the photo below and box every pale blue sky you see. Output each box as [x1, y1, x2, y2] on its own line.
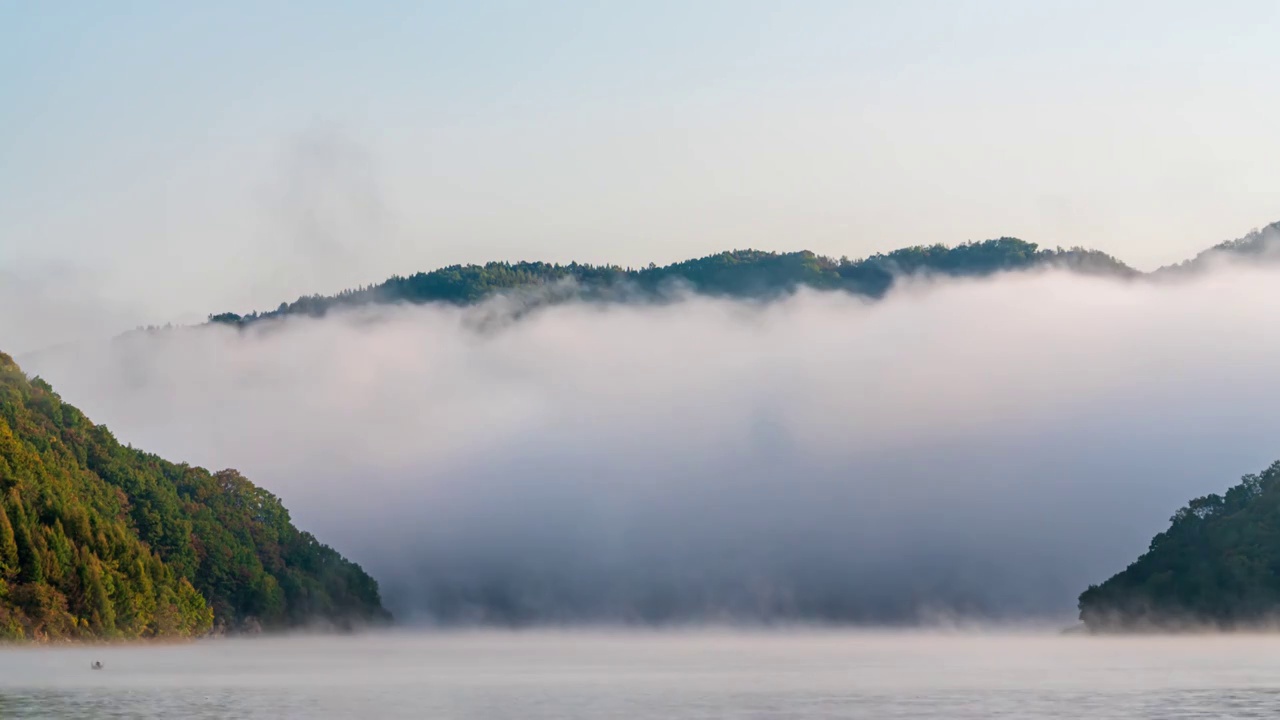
[3, 1, 1280, 350]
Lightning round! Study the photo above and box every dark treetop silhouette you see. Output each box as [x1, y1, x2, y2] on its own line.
[205, 221, 1280, 329]
[208, 238, 1135, 327]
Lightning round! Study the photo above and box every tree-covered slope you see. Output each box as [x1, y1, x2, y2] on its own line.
[0, 352, 387, 640]
[209, 238, 1134, 326]
[1079, 460, 1280, 631]
[1155, 221, 1280, 276]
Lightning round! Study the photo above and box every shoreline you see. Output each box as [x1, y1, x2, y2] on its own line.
[11, 620, 1280, 647]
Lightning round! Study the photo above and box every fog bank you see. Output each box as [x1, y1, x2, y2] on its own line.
[20, 265, 1280, 624]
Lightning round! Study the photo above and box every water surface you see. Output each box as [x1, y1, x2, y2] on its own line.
[0, 630, 1276, 718]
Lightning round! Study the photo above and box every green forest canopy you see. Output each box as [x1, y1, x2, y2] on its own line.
[208, 238, 1135, 326]
[1079, 459, 1280, 631]
[203, 220, 1280, 329]
[0, 351, 387, 641]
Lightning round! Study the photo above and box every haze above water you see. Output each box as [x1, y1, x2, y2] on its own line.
[0, 630, 1276, 718]
[24, 262, 1280, 624]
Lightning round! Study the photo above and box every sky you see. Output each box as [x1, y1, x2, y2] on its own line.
[7, 2, 1280, 624]
[4, 0, 1280, 352]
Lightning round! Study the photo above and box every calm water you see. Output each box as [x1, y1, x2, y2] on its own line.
[1, 630, 1278, 718]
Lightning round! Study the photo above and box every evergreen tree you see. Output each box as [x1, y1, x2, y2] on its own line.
[0, 504, 18, 579]
[6, 495, 43, 585]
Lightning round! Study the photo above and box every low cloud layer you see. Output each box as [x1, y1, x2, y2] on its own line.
[18, 265, 1280, 625]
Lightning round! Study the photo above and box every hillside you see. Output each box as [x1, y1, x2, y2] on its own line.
[1155, 220, 1280, 276]
[0, 352, 387, 640]
[208, 238, 1134, 326]
[1078, 460, 1280, 631]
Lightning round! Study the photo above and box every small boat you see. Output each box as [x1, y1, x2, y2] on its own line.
[91, 661, 103, 670]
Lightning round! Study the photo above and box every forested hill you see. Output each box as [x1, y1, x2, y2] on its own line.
[0, 352, 387, 640]
[1078, 459, 1280, 631]
[208, 238, 1134, 326]
[1154, 220, 1280, 276]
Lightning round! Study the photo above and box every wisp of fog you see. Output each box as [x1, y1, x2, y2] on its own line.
[19, 263, 1280, 625]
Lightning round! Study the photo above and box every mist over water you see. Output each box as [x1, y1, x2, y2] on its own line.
[2, 630, 1279, 718]
[20, 263, 1280, 624]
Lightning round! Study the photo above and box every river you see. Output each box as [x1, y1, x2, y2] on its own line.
[0, 629, 1274, 718]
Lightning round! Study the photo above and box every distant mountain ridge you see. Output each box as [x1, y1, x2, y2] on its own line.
[207, 238, 1133, 327]
[205, 221, 1280, 327]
